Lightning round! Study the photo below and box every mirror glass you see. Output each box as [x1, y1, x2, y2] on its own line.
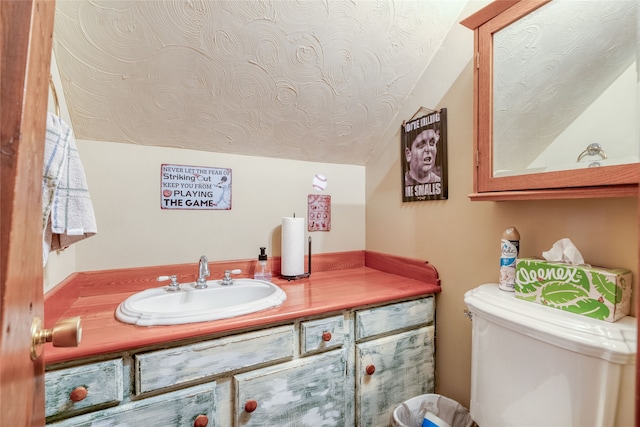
[492, 0, 638, 177]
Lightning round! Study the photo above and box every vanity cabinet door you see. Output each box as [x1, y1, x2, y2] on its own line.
[234, 349, 347, 426]
[356, 326, 435, 426]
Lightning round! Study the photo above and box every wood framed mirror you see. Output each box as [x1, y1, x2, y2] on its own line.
[462, 0, 639, 201]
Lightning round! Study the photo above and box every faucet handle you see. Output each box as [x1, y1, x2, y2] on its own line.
[157, 275, 180, 292]
[221, 269, 242, 285]
[225, 269, 242, 279]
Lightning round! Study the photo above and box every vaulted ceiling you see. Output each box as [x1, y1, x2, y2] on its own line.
[52, 1, 468, 165]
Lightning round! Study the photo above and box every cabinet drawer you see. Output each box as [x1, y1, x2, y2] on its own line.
[45, 358, 123, 420]
[300, 314, 345, 355]
[47, 382, 215, 427]
[234, 349, 347, 426]
[136, 325, 294, 394]
[355, 297, 434, 340]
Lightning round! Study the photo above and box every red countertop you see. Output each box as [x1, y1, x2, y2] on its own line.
[44, 251, 440, 365]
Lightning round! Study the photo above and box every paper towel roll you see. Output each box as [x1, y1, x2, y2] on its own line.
[282, 217, 305, 276]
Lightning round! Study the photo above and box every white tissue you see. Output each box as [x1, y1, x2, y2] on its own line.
[542, 238, 585, 265]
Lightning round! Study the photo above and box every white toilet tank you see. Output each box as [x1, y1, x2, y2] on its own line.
[464, 284, 636, 427]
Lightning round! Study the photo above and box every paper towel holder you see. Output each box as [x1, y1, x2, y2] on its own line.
[281, 236, 312, 281]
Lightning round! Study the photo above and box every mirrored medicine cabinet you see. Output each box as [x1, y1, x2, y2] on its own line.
[461, 0, 639, 201]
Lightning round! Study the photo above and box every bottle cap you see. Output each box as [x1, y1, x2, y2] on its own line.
[502, 226, 520, 241]
[259, 247, 268, 261]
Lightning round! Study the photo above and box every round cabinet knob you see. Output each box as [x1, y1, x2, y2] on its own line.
[366, 364, 376, 375]
[322, 331, 332, 342]
[193, 415, 209, 427]
[69, 386, 88, 402]
[245, 399, 258, 413]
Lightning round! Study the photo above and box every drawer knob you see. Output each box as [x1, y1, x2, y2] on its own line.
[322, 331, 332, 342]
[366, 364, 376, 375]
[69, 386, 88, 402]
[194, 414, 209, 427]
[245, 399, 258, 413]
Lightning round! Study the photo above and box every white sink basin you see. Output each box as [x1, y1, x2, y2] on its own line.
[115, 279, 287, 326]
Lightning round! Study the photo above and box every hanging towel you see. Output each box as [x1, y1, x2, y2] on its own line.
[42, 112, 97, 265]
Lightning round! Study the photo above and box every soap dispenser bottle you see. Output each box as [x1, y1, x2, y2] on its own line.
[254, 247, 272, 281]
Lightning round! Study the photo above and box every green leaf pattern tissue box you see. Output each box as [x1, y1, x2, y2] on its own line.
[515, 258, 632, 322]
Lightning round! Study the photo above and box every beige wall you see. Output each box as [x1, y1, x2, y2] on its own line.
[365, 60, 638, 408]
[44, 142, 365, 289]
[44, 52, 369, 290]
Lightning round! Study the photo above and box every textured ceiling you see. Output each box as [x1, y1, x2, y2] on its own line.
[52, 1, 466, 166]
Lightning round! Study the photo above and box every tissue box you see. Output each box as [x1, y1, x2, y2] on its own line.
[515, 258, 632, 322]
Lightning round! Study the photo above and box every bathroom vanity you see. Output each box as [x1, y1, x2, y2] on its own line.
[43, 251, 440, 426]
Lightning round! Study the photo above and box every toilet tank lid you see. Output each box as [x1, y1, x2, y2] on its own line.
[464, 284, 636, 364]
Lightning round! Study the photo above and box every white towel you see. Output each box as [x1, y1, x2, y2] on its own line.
[42, 113, 97, 265]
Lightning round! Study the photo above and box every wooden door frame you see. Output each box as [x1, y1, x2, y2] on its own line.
[1, 0, 55, 425]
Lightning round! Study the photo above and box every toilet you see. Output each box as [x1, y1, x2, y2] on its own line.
[464, 284, 636, 427]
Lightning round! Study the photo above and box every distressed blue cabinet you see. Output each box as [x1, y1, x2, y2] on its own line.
[355, 298, 436, 426]
[356, 326, 436, 426]
[234, 349, 347, 426]
[47, 383, 215, 426]
[45, 359, 124, 419]
[45, 296, 434, 426]
[135, 326, 295, 394]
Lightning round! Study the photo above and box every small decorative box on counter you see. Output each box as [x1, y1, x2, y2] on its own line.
[515, 258, 632, 322]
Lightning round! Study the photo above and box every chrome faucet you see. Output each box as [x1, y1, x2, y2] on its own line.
[195, 255, 210, 289]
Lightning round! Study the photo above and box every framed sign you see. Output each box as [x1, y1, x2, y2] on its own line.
[161, 164, 232, 210]
[401, 108, 448, 202]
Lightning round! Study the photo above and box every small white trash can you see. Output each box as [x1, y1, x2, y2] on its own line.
[391, 394, 477, 427]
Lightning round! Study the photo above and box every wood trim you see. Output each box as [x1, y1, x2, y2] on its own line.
[484, 0, 551, 33]
[460, 0, 520, 30]
[479, 164, 640, 193]
[471, 27, 480, 194]
[469, 184, 638, 201]
[460, 0, 551, 31]
[364, 251, 439, 285]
